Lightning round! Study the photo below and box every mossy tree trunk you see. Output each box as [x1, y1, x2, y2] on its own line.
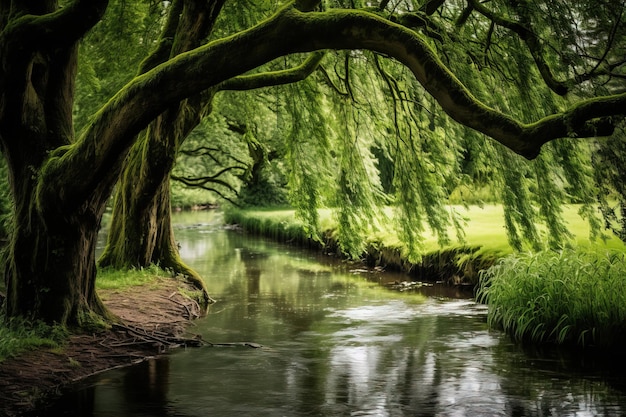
[98, 0, 222, 297]
[98, 104, 211, 295]
[1, 1, 112, 324]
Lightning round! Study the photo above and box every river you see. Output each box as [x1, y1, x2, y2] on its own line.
[46, 211, 626, 416]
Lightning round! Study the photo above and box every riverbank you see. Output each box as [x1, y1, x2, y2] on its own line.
[224, 206, 509, 287]
[0, 276, 202, 417]
[224, 205, 625, 288]
[224, 207, 626, 350]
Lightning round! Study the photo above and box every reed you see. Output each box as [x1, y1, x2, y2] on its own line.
[477, 249, 626, 349]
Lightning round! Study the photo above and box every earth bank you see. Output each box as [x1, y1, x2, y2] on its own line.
[0, 276, 202, 417]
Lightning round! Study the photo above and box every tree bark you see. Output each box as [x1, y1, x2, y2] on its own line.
[98, 106, 211, 299]
[0, 2, 112, 325]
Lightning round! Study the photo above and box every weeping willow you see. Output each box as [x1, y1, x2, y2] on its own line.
[202, 1, 622, 260]
[282, 75, 334, 241]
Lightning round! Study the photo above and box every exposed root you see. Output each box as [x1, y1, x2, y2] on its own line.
[107, 323, 205, 352]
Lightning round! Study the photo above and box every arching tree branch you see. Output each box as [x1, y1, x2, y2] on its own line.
[42, 2, 626, 210]
[0, 0, 108, 51]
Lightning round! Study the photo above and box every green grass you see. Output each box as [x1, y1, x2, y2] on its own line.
[96, 264, 167, 290]
[477, 248, 626, 349]
[227, 204, 625, 259]
[0, 317, 67, 362]
[225, 205, 625, 284]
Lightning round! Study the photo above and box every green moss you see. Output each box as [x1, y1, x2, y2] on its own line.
[96, 264, 167, 290]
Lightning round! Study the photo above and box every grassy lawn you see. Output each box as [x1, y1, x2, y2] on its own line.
[227, 204, 625, 257]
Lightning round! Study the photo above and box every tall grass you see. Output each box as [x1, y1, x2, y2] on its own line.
[477, 249, 626, 349]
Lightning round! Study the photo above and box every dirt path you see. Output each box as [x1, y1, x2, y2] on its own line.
[0, 277, 203, 417]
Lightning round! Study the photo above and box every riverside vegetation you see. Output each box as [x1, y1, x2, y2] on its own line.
[225, 205, 626, 350]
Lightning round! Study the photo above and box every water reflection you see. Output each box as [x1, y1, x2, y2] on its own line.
[45, 211, 626, 416]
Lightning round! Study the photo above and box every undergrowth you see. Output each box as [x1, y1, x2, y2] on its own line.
[0, 317, 67, 362]
[477, 249, 626, 349]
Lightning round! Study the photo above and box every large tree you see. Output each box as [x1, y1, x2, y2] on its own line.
[1, 0, 625, 325]
[103, 0, 626, 266]
[97, 1, 323, 291]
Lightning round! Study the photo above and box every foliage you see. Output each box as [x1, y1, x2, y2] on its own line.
[76, 0, 625, 261]
[593, 124, 626, 241]
[74, 0, 164, 132]
[170, 181, 218, 210]
[477, 249, 626, 349]
[173, 112, 242, 205]
[0, 317, 67, 362]
[2, 0, 625, 325]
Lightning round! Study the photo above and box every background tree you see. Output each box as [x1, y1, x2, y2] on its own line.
[97, 2, 323, 287]
[1, 0, 625, 326]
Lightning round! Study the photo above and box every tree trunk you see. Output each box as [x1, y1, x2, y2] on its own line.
[98, 104, 212, 300]
[4, 189, 110, 325]
[1, 2, 112, 325]
[98, 0, 223, 300]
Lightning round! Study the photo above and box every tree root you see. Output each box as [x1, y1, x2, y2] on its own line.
[106, 323, 205, 353]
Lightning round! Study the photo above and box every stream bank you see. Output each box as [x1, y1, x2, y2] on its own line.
[224, 209, 504, 288]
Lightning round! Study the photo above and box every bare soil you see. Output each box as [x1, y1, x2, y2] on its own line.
[0, 277, 203, 417]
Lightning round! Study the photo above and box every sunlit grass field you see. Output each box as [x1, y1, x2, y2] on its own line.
[225, 204, 625, 257]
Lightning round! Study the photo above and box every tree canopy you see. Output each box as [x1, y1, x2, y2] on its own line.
[1, 0, 625, 325]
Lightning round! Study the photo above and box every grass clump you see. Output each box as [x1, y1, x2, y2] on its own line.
[0, 317, 67, 362]
[96, 264, 166, 290]
[477, 249, 626, 349]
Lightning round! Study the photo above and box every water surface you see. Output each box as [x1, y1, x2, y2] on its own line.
[47, 211, 626, 416]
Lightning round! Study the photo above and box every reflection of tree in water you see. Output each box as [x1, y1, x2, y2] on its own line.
[318, 317, 445, 415]
[122, 358, 170, 409]
[245, 264, 260, 319]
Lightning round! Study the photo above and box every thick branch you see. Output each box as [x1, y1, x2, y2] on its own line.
[219, 51, 324, 91]
[43, 3, 626, 208]
[1, 0, 108, 52]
